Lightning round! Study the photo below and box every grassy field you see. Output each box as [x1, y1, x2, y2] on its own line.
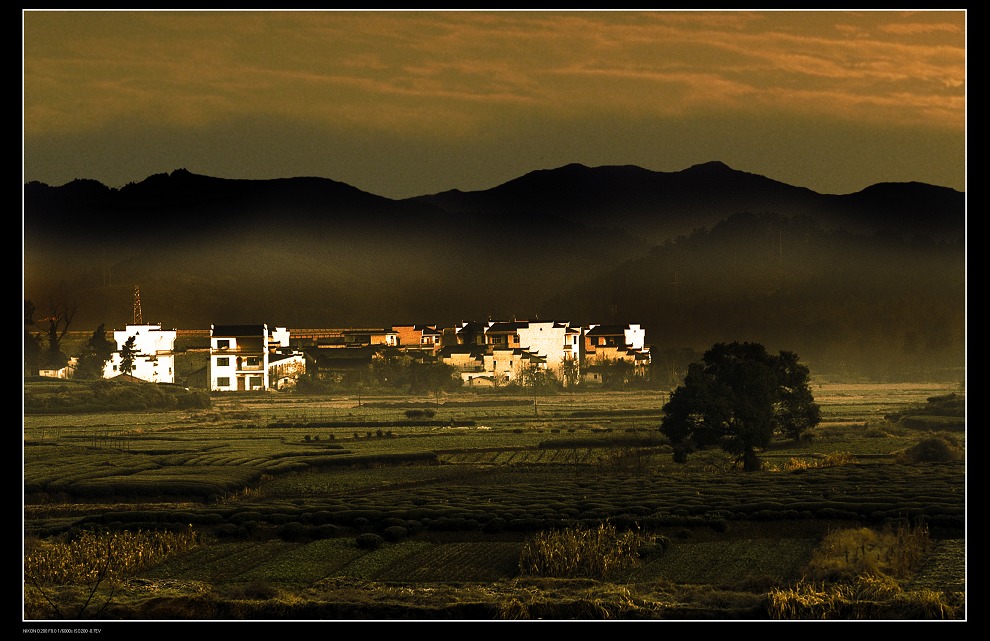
[22, 381, 966, 621]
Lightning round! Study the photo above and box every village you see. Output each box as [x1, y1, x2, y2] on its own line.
[30, 279, 656, 393]
[91, 318, 652, 392]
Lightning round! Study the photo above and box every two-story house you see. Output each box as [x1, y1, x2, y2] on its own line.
[582, 323, 651, 383]
[392, 324, 443, 356]
[438, 344, 489, 386]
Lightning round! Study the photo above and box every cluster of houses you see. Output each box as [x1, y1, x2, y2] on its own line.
[94, 319, 652, 391]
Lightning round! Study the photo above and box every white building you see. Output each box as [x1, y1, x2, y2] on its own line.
[484, 320, 580, 385]
[103, 324, 177, 383]
[210, 324, 270, 392]
[516, 320, 581, 375]
[210, 324, 306, 391]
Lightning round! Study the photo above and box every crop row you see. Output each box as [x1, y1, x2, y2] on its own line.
[37, 461, 963, 542]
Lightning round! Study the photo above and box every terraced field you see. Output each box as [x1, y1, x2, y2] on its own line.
[23, 383, 966, 621]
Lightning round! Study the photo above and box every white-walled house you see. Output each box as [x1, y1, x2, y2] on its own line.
[583, 323, 646, 354]
[269, 326, 291, 350]
[40, 357, 77, 380]
[484, 347, 546, 385]
[210, 324, 307, 391]
[269, 351, 307, 390]
[103, 324, 177, 383]
[439, 345, 489, 386]
[581, 323, 651, 383]
[483, 320, 580, 384]
[210, 324, 270, 391]
[516, 320, 581, 379]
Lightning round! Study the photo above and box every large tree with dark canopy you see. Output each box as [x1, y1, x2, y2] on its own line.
[660, 341, 820, 471]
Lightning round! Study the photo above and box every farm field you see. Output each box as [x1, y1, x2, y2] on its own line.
[22, 382, 966, 621]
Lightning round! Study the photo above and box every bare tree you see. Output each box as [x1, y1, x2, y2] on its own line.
[24, 300, 43, 375]
[40, 300, 77, 370]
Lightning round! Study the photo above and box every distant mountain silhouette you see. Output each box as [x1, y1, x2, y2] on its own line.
[24, 168, 452, 245]
[23, 162, 965, 380]
[411, 161, 963, 243]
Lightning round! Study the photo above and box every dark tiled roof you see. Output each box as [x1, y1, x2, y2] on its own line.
[487, 321, 527, 332]
[585, 324, 630, 336]
[308, 345, 379, 359]
[212, 324, 266, 337]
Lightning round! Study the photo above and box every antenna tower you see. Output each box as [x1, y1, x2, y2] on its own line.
[133, 285, 143, 325]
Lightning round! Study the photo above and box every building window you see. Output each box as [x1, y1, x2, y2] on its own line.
[217, 377, 230, 387]
[217, 339, 230, 349]
[246, 357, 260, 367]
[216, 357, 230, 367]
[250, 376, 264, 389]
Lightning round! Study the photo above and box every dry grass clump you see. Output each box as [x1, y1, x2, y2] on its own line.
[766, 576, 960, 619]
[518, 522, 664, 580]
[781, 452, 855, 471]
[895, 433, 964, 463]
[766, 522, 960, 619]
[24, 527, 201, 620]
[25, 526, 200, 586]
[804, 522, 930, 583]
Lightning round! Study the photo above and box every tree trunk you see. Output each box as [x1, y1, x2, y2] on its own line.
[742, 446, 762, 472]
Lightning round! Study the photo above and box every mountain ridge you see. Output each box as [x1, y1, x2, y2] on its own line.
[25, 160, 964, 246]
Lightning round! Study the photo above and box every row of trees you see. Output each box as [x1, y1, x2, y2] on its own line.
[24, 299, 139, 379]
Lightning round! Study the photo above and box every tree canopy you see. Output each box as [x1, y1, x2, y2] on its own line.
[119, 335, 138, 376]
[659, 341, 820, 471]
[74, 323, 116, 379]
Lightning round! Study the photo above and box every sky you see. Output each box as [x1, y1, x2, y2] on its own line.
[22, 9, 966, 200]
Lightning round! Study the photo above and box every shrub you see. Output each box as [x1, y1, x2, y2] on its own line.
[637, 535, 670, 558]
[897, 434, 964, 463]
[278, 522, 311, 541]
[404, 409, 436, 419]
[483, 517, 506, 534]
[355, 533, 384, 550]
[228, 580, 279, 601]
[382, 526, 409, 542]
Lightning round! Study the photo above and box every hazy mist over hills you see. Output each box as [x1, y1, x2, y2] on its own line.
[23, 162, 965, 381]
